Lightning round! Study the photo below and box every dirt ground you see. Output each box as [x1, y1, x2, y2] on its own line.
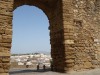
[9, 68, 100, 75]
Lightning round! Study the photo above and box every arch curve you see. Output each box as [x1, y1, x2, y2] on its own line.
[13, 0, 56, 20]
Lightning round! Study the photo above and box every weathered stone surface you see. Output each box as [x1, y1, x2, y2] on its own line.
[0, 43, 11, 48]
[2, 35, 12, 43]
[0, 0, 100, 74]
[0, 35, 2, 42]
[64, 40, 74, 44]
[63, 0, 100, 72]
[65, 59, 74, 63]
[0, 73, 9, 75]
[84, 62, 93, 69]
[0, 28, 5, 34]
[5, 29, 12, 35]
[0, 53, 10, 56]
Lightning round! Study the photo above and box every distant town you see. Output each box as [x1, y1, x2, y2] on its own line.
[10, 53, 52, 69]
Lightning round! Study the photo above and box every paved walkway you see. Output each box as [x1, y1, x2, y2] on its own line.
[9, 68, 100, 75]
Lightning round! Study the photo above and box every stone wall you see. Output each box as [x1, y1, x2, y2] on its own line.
[0, 0, 13, 74]
[0, 0, 100, 74]
[63, 0, 100, 72]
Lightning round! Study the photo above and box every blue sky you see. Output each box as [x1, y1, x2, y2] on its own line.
[11, 5, 51, 54]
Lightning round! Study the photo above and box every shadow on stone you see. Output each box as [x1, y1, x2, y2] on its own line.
[9, 68, 51, 74]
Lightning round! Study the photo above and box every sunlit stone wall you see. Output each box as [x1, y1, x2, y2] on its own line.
[0, 0, 100, 75]
[0, 0, 13, 75]
[63, 0, 100, 72]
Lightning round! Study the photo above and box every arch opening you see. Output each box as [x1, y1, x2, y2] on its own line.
[12, 5, 50, 54]
[10, 5, 51, 72]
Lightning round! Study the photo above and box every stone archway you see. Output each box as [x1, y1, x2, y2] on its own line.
[0, 0, 65, 75]
[13, 0, 65, 73]
[0, 0, 100, 75]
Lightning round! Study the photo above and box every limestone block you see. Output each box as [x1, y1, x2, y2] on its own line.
[65, 55, 75, 59]
[81, 57, 88, 62]
[0, 53, 10, 56]
[4, 69, 9, 73]
[74, 65, 80, 70]
[3, 63, 10, 70]
[0, 47, 5, 52]
[65, 49, 75, 54]
[64, 67, 74, 72]
[5, 29, 12, 35]
[0, 35, 2, 41]
[0, 57, 2, 63]
[0, 63, 4, 72]
[64, 40, 74, 44]
[2, 35, 12, 43]
[84, 62, 92, 69]
[6, 25, 12, 29]
[66, 63, 74, 68]
[63, 25, 74, 29]
[64, 35, 74, 39]
[65, 59, 74, 63]
[94, 39, 99, 43]
[4, 48, 10, 53]
[92, 60, 99, 65]
[0, 16, 12, 24]
[0, 28, 5, 34]
[0, 68, 4, 73]
[2, 57, 10, 63]
[97, 53, 100, 60]
[0, 43, 11, 48]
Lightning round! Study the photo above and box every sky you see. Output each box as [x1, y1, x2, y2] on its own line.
[11, 5, 51, 54]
